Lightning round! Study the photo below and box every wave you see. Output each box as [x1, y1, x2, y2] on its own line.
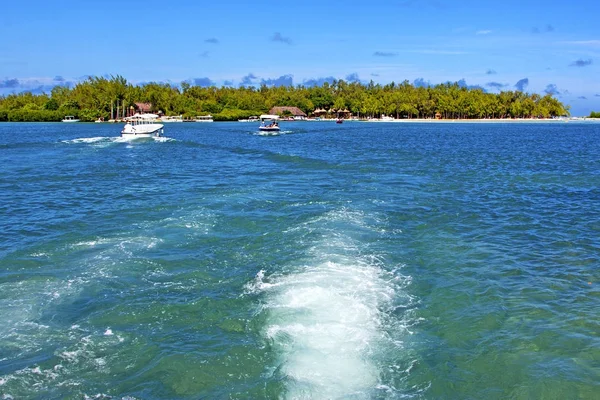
[61, 136, 176, 146]
[253, 130, 294, 136]
[247, 208, 416, 398]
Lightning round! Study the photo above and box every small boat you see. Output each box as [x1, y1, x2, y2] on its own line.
[195, 115, 214, 122]
[62, 116, 80, 123]
[121, 113, 164, 139]
[161, 115, 184, 123]
[238, 116, 259, 122]
[259, 114, 281, 132]
[336, 118, 343, 124]
[95, 117, 104, 123]
[259, 122, 280, 132]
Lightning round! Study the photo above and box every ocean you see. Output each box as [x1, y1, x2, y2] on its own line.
[1, 121, 598, 399]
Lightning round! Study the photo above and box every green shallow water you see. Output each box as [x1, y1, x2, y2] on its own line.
[0, 121, 599, 399]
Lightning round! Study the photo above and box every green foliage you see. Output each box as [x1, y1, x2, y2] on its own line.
[7, 109, 63, 122]
[589, 111, 600, 118]
[44, 98, 59, 110]
[0, 75, 571, 122]
[214, 108, 264, 121]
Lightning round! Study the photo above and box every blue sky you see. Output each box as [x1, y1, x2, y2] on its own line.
[1, 0, 599, 115]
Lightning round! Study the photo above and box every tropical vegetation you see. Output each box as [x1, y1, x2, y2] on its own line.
[0, 75, 570, 122]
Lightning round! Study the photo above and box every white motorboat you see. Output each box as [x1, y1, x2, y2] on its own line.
[238, 116, 259, 122]
[259, 114, 280, 132]
[161, 115, 184, 123]
[367, 115, 395, 122]
[121, 113, 164, 139]
[62, 115, 80, 122]
[195, 115, 214, 122]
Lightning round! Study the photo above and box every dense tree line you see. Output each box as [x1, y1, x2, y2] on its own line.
[0, 75, 569, 122]
[589, 111, 600, 118]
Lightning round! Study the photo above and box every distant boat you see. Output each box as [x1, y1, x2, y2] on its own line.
[62, 116, 80, 123]
[121, 113, 164, 140]
[195, 115, 214, 122]
[238, 116, 259, 122]
[259, 114, 281, 132]
[161, 115, 184, 123]
[366, 115, 394, 122]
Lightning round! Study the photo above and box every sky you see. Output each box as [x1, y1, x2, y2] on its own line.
[1, 0, 599, 116]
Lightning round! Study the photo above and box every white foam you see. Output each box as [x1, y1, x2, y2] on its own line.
[153, 136, 175, 142]
[252, 208, 411, 398]
[62, 137, 109, 144]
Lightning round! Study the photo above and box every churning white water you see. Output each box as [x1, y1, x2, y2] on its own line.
[250, 209, 410, 398]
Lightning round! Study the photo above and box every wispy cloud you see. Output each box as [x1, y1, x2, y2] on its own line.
[486, 69, 497, 75]
[373, 51, 398, 57]
[544, 84, 560, 95]
[371, 73, 380, 77]
[192, 77, 214, 87]
[413, 78, 431, 88]
[205, 38, 219, 44]
[476, 30, 492, 35]
[486, 82, 507, 89]
[596, 94, 600, 97]
[261, 74, 293, 87]
[532, 24, 554, 34]
[303, 76, 336, 87]
[241, 73, 258, 85]
[456, 79, 485, 91]
[0, 78, 20, 88]
[200, 51, 210, 58]
[0, 77, 75, 94]
[345, 73, 361, 83]
[223, 80, 234, 86]
[570, 58, 593, 67]
[271, 32, 292, 45]
[578, 96, 587, 100]
[515, 78, 529, 92]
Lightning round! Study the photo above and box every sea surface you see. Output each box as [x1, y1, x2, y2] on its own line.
[0, 121, 599, 399]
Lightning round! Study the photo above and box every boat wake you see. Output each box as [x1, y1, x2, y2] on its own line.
[254, 130, 293, 136]
[61, 136, 175, 146]
[247, 208, 416, 398]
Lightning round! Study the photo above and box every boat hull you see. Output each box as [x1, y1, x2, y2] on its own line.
[121, 123, 164, 139]
[120, 133, 157, 140]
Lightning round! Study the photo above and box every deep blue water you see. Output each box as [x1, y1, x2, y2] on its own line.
[1, 121, 599, 399]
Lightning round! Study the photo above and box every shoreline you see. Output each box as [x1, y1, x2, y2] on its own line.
[357, 117, 600, 123]
[3, 118, 599, 124]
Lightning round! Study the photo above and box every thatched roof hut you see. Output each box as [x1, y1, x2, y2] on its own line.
[269, 106, 307, 117]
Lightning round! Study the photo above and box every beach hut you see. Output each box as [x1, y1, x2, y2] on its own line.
[337, 108, 351, 119]
[269, 106, 307, 120]
[313, 108, 327, 117]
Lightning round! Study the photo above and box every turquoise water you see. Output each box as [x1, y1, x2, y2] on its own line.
[1, 121, 598, 399]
